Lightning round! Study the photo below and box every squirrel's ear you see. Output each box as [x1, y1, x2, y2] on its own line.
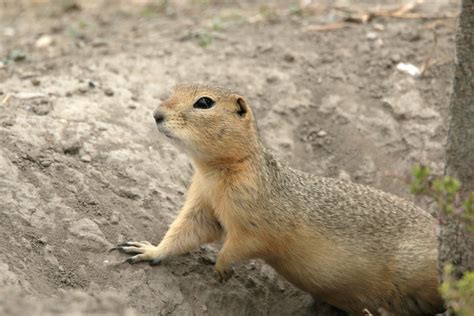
[232, 95, 249, 118]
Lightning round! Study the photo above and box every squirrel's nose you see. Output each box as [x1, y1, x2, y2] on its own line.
[153, 110, 165, 124]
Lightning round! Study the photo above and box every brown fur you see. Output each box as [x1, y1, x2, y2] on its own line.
[114, 84, 445, 315]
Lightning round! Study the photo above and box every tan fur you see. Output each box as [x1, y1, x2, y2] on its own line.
[115, 85, 445, 315]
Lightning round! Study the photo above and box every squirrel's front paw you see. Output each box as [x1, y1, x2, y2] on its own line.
[110, 241, 162, 266]
[215, 265, 234, 282]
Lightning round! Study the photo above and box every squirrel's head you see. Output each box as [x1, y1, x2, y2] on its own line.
[153, 85, 259, 164]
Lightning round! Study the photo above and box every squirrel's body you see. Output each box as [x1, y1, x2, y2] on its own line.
[114, 85, 444, 315]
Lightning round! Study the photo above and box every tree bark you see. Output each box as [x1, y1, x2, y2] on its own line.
[440, 0, 474, 280]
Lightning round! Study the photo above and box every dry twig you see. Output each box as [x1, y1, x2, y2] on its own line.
[305, 0, 458, 32]
[420, 30, 438, 76]
[302, 21, 349, 32]
[1, 94, 11, 105]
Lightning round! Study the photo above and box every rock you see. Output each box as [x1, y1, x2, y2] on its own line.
[390, 53, 401, 63]
[353, 156, 377, 185]
[366, 32, 377, 40]
[337, 169, 351, 182]
[400, 30, 421, 42]
[396, 62, 421, 77]
[283, 53, 295, 63]
[91, 39, 107, 47]
[104, 88, 114, 97]
[383, 90, 439, 120]
[35, 35, 53, 48]
[373, 23, 384, 31]
[266, 75, 279, 83]
[3, 27, 15, 37]
[44, 245, 59, 266]
[80, 155, 91, 163]
[0, 261, 20, 288]
[68, 218, 111, 251]
[317, 130, 327, 137]
[62, 142, 82, 155]
[257, 44, 273, 53]
[0, 150, 19, 181]
[30, 100, 52, 116]
[356, 43, 370, 54]
[109, 213, 119, 225]
[39, 158, 53, 168]
[116, 187, 140, 200]
[14, 92, 47, 99]
[319, 94, 342, 115]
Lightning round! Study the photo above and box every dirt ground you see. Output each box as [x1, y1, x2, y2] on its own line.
[0, 0, 459, 315]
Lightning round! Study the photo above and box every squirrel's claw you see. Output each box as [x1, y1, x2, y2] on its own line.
[149, 257, 162, 266]
[215, 266, 234, 282]
[111, 241, 161, 265]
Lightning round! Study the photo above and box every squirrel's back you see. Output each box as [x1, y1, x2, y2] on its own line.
[255, 150, 442, 315]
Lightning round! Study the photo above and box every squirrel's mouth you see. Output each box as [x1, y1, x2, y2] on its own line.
[158, 125, 177, 140]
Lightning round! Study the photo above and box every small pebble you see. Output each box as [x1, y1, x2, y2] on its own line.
[104, 88, 114, 96]
[317, 130, 327, 137]
[283, 53, 295, 63]
[373, 23, 384, 31]
[91, 39, 107, 47]
[39, 159, 52, 167]
[4, 27, 15, 37]
[80, 155, 91, 163]
[338, 170, 351, 182]
[390, 54, 401, 63]
[63, 142, 81, 155]
[35, 35, 53, 48]
[366, 32, 377, 40]
[266, 75, 279, 83]
[109, 214, 119, 225]
[78, 87, 88, 94]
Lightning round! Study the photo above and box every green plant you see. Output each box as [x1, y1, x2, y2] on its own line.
[440, 265, 474, 316]
[409, 165, 474, 313]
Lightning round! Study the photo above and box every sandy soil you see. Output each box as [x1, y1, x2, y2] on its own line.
[0, 0, 458, 315]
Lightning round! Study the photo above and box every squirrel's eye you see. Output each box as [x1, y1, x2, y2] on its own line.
[193, 97, 214, 109]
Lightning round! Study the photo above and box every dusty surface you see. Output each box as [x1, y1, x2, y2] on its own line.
[0, 0, 458, 315]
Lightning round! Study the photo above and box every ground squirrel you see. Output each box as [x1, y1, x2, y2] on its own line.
[113, 84, 445, 315]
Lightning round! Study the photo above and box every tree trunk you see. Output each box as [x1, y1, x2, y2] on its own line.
[440, 0, 474, 281]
